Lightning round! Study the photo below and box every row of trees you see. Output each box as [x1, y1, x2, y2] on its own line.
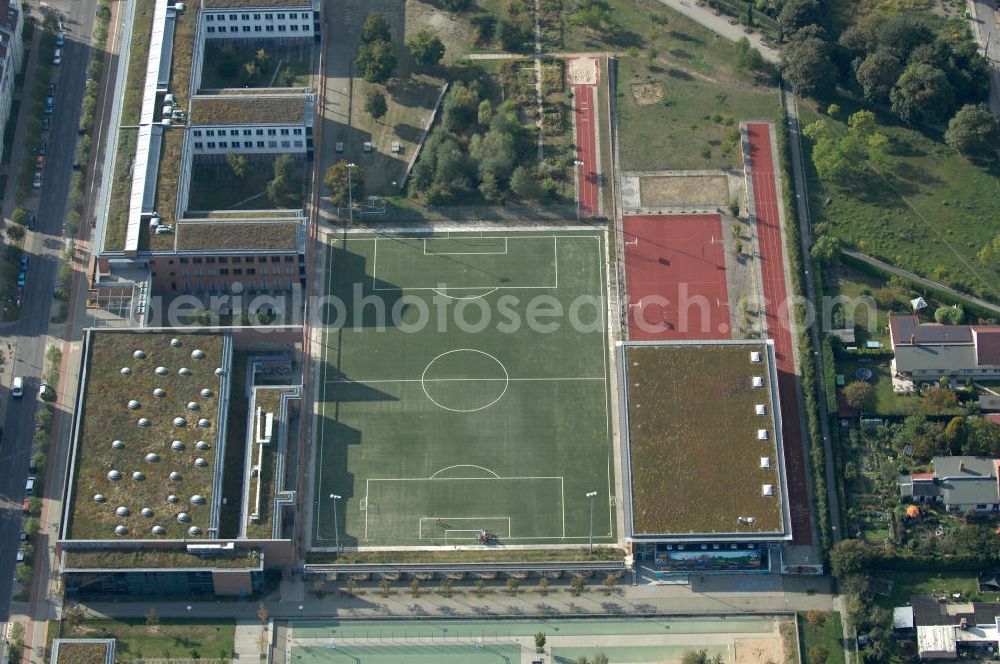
[355, 13, 445, 85]
[886, 412, 1000, 461]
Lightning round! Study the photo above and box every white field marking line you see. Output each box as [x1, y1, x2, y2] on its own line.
[422, 348, 509, 413]
[326, 377, 608, 383]
[369, 235, 559, 291]
[597, 234, 614, 537]
[364, 478, 370, 541]
[561, 476, 566, 538]
[429, 464, 502, 479]
[367, 475, 566, 482]
[430, 288, 499, 300]
[423, 237, 509, 255]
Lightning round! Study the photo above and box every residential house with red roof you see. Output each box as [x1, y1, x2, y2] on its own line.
[889, 316, 1000, 382]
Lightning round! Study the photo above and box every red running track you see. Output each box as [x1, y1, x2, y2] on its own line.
[623, 214, 730, 341]
[573, 85, 599, 217]
[746, 122, 813, 546]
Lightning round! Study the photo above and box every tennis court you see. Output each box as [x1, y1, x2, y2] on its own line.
[315, 231, 615, 548]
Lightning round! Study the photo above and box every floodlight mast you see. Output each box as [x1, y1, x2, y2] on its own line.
[586, 491, 598, 553]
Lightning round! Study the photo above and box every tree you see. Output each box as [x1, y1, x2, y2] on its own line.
[534, 632, 547, 651]
[355, 40, 396, 84]
[923, 387, 959, 413]
[829, 539, 872, 578]
[962, 418, 1000, 456]
[592, 655, 609, 664]
[810, 235, 840, 264]
[442, 83, 480, 133]
[478, 99, 494, 125]
[408, 30, 445, 68]
[778, 0, 820, 32]
[537, 577, 550, 594]
[843, 381, 875, 411]
[510, 165, 540, 199]
[6, 225, 25, 242]
[680, 650, 723, 664]
[808, 645, 830, 664]
[10, 208, 28, 226]
[470, 129, 517, 183]
[506, 577, 520, 594]
[978, 233, 1000, 266]
[496, 17, 531, 50]
[409, 578, 421, 595]
[24, 517, 40, 536]
[855, 50, 902, 103]
[934, 305, 963, 325]
[379, 578, 391, 595]
[226, 153, 248, 179]
[810, 133, 865, 183]
[361, 13, 391, 43]
[735, 37, 768, 77]
[439, 578, 453, 595]
[570, 0, 616, 35]
[324, 161, 365, 208]
[441, 0, 471, 10]
[847, 110, 877, 138]
[344, 577, 358, 595]
[570, 575, 587, 595]
[890, 62, 955, 124]
[780, 35, 839, 97]
[806, 610, 827, 627]
[364, 90, 388, 121]
[945, 104, 999, 158]
[145, 607, 160, 629]
[257, 602, 268, 623]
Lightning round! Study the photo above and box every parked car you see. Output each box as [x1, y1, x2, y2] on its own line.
[38, 141, 46, 156]
[17, 531, 26, 542]
[20, 255, 28, 272]
[52, 48, 61, 65]
[34, 154, 43, 170]
[24, 477, 35, 496]
[21, 499, 29, 513]
[38, 381, 49, 399]
[55, 31, 65, 46]
[31, 171, 41, 189]
[41, 116, 49, 131]
[11, 376, 23, 398]
[27, 214, 35, 229]
[16, 272, 25, 287]
[28, 457, 36, 474]
[15, 551, 23, 563]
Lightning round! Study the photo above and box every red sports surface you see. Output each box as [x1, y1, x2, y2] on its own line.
[573, 85, 599, 216]
[746, 122, 813, 545]
[623, 214, 730, 341]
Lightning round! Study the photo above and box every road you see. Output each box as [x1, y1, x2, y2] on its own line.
[0, 0, 99, 634]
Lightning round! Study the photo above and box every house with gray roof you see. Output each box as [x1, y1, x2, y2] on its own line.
[889, 316, 1000, 381]
[899, 456, 1000, 513]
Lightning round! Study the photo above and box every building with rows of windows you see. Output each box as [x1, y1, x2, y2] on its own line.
[89, 0, 319, 321]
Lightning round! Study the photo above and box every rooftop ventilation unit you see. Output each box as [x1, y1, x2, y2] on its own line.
[115, 525, 128, 536]
[755, 404, 766, 416]
[170, 337, 182, 347]
[133, 350, 146, 359]
[191, 349, 206, 359]
[757, 429, 768, 441]
[154, 388, 166, 397]
[760, 457, 771, 469]
[112, 440, 125, 449]
[156, 366, 169, 376]
[762, 484, 774, 496]
[752, 376, 764, 388]
[120, 367, 132, 375]
[141, 507, 154, 517]
[750, 351, 762, 363]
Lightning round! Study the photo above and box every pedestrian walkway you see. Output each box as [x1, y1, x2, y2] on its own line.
[234, 620, 267, 662]
[654, 0, 780, 63]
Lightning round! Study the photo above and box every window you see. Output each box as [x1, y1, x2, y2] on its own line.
[284, 256, 295, 263]
[254, 25, 262, 31]
[244, 141, 253, 148]
[206, 130, 215, 137]
[230, 26, 238, 32]
[278, 24, 286, 31]
[193, 257, 203, 264]
[254, 13, 261, 19]
[206, 14, 214, 20]
[234, 269, 243, 276]
[268, 140, 277, 148]
[207, 141, 216, 149]
[265, 24, 274, 31]
[180, 258, 190, 264]
[257, 141, 265, 148]
[194, 142, 203, 149]
[219, 141, 228, 148]
[206, 257, 216, 264]
[288, 12, 297, 18]
[219, 269, 229, 276]
[271, 256, 281, 263]
[294, 140, 302, 148]
[208, 269, 217, 276]
[242, 25, 250, 31]
[241, 13, 249, 19]
[193, 130, 202, 137]
[243, 129, 252, 136]
[229, 13, 237, 19]
[256, 129, 264, 136]
[280, 128, 289, 136]
[293, 128, 302, 135]
[230, 129, 239, 136]
[290, 24, 298, 31]
[259, 268, 268, 275]
[232, 257, 242, 264]
[267, 129, 276, 136]
[218, 257, 228, 264]
[264, 13, 273, 18]
[277, 12, 285, 18]
[258, 256, 268, 263]
[207, 26, 215, 32]
[246, 268, 256, 275]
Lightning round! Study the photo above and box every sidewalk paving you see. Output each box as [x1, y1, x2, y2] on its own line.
[655, 0, 780, 63]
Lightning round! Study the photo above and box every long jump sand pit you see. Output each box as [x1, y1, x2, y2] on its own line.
[639, 173, 731, 208]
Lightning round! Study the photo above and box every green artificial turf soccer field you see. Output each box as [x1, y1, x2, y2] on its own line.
[314, 231, 615, 548]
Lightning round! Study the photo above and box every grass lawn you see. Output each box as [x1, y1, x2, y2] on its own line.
[878, 571, 992, 608]
[617, 45, 778, 170]
[200, 40, 314, 89]
[186, 161, 298, 212]
[316, 231, 614, 549]
[799, 98, 1000, 303]
[60, 619, 235, 660]
[798, 612, 845, 664]
[121, 0, 155, 125]
[836, 359, 924, 417]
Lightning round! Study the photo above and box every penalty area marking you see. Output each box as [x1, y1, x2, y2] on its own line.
[423, 237, 509, 256]
[419, 516, 512, 539]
